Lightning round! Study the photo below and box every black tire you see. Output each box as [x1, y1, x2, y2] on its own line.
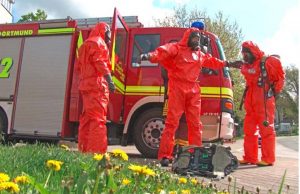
[0, 110, 8, 143]
[133, 107, 164, 158]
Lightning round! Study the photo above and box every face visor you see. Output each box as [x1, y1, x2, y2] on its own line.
[242, 47, 255, 64]
[187, 31, 201, 51]
[104, 26, 111, 47]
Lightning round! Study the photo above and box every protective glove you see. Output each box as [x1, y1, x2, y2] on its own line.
[226, 60, 243, 69]
[104, 74, 116, 93]
[269, 88, 280, 100]
[140, 53, 150, 61]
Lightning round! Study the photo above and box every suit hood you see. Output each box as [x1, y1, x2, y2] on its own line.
[89, 22, 109, 40]
[179, 27, 200, 47]
[242, 41, 265, 59]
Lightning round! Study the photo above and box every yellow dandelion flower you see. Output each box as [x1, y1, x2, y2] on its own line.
[190, 178, 198, 185]
[112, 149, 129, 161]
[178, 177, 187, 184]
[13, 176, 29, 184]
[122, 178, 131, 185]
[46, 160, 63, 171]
[0, 173, 10, 183]
[169, 191, 177, 194]
[181, 190, 190, 194]
[0, 183, 5, 191]
[60, 144, 70, 151]
[141, 167, 155, 176]
[128, 164, 143, 173]
[105, 153, 111, 161]
[0, 182, 20, 193]
[128, 165, 155, 176]
[114, 165, 121, 171]
[93, 153, 104, 161]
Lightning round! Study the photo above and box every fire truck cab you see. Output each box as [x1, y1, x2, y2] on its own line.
[0, 8, 234, 158]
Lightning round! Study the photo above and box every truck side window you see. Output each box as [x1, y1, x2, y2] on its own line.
[114, 22, 128, 69]
[215, 38, 230, 78]
[200, 34, 209, 54]
[201, 35, 219, 75]
[132, 34, 160, 67]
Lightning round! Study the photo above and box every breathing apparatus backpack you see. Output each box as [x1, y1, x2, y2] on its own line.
[240, 55, 282, 126]
[172, 144, 238, 178]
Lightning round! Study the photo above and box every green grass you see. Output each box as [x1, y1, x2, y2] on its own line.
[0, 143, 218, 193]
[0, 143, 289, 194]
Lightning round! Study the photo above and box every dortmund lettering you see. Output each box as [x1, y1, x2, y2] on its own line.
[13, 31, 20, 36]
[0, 30, 33, 37]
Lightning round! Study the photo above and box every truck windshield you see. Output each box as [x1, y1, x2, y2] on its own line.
[132, 34, 160, 67]
[216, 38, 226, 61]
[216, 38, 231, 78]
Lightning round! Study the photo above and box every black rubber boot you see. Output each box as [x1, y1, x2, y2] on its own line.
[160, 158, 170, 167]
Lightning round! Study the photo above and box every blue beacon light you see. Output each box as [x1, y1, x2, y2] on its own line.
[191, 21, 205, 30]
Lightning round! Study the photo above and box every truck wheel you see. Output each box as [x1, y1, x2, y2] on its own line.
[133, 107, 164, 158]
[0, 110, 8, 143]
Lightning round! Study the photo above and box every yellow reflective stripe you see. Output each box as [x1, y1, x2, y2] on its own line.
[159, 86, 232, 97]
[160, 87, 165, 93]
[175, 139, 189, 146]
[201, 87, 233, 97]
[126, 86, 161, 93]
[202, 94, 232, 98]
[111, 35, 116, 72]
[112, 77, 162, 95]
[76, 31, 83, 57]
[38, 28, 75, 35]
[163, 100, 168, 116]
[222, 87, 233, 97]
[112, 76, 233, 98]
[116, 87, 125, 94]
[112, 76, 125, 93]
[124, 93, 163, 96]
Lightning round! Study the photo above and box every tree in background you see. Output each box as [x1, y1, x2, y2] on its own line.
[154, 5, 243, 59]
[154, 5, 245, 127]
[276, 65, 299, 127]
[18, 9, 47, 22]
[154, 5, 299, 135]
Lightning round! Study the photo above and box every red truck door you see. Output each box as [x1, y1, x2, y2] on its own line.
[121, 27, 186, 158]
[107, 8, 130, 124]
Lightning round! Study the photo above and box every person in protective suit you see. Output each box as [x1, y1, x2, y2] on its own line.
[140, 27, 227, 166]
[227, 41, 285, 166]
[76, 22, 115, 153]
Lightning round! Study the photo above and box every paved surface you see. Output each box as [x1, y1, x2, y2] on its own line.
[60, 136, 298, 193]
[106, 136, 299, 194]
[212, 136, 298, 193]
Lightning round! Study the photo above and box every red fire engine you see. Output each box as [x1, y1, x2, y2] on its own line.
[0, 8, 234, 158]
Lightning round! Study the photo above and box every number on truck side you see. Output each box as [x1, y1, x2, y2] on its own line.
[0, 57, 13, 78]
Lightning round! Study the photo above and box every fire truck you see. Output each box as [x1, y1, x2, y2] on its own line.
[0, 8, 234, 158]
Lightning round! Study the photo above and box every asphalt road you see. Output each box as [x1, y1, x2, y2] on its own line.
[277, 136, 298, 152]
